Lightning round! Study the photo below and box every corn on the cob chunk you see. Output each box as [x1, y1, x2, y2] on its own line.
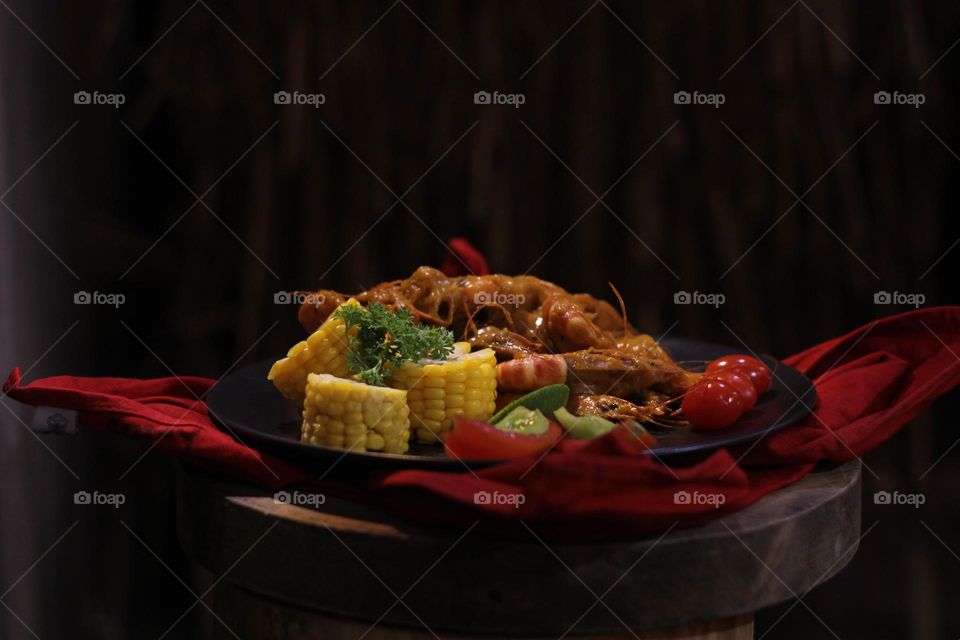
[388, 348, 497, 444]
[301, 373, 411, 453]
[268, 299, 360, 405]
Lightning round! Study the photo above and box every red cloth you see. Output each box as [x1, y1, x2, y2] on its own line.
[440, 237, 489, 276]
[5, 299, 960, 539]
[377, 306, 960, 539]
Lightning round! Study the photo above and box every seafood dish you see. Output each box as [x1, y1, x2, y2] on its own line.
[267, 267, 771, 459]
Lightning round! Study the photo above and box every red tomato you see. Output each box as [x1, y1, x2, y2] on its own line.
[706, 353, 765, 373]
[706, 354, 771, 395]
[703, 370, 757, 409]
[681, 379, 745, 430]
[729, 365, 771, 396]
[444, 416, 563, 460]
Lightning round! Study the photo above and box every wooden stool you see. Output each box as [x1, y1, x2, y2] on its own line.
[177, 461, 861, 639]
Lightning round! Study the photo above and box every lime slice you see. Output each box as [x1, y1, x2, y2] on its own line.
[494, 407, 549, 435]
[554, 407, 617, 439]
[490, 384, 570, 425]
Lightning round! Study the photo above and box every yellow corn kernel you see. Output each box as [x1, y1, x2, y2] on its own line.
[388, 348, 497, 444]
[301, 374, 410, 454]
[267, 299, 360, 406]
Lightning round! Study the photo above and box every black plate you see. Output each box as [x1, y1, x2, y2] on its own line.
[206, 338, 817, 471]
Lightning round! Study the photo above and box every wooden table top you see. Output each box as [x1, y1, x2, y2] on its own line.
[177, 461, 861, 636]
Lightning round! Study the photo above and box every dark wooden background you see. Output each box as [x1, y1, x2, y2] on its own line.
[1, 1, 959, 638]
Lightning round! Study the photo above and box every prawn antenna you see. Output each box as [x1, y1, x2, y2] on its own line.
[608, 282, 629, 336]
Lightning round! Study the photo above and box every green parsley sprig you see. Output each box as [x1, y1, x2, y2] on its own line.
[333, 303, 455, 386]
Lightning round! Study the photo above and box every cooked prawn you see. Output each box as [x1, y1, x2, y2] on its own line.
[496, 355, 567, 391]
[574, 393, 683, 425]
[564, 350, 699, 397]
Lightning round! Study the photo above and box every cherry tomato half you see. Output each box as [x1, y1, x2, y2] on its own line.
[681, 379, 745, 430]
[444, 416, 563, 460]
[703, 369, 757, 409]
[706, 354, 771, 395]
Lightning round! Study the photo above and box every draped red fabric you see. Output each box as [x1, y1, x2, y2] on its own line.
[7, 306, 958, 540]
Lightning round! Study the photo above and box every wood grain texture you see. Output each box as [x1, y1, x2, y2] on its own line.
[177, 461, 861, 636]
[209, 582, 754, 639]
